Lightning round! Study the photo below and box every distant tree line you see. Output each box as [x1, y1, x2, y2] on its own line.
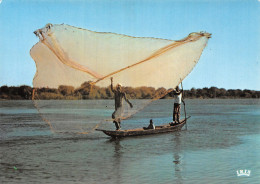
[0, 83, 259, 100]
[183, 87, 260, 99]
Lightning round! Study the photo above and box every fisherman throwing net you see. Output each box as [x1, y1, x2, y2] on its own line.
[110, 77, 133, 130]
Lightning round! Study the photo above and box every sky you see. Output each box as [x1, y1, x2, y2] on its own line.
[0, 0, 259, 90]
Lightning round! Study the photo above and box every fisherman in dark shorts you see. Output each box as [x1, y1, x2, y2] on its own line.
[171, 86, 184, 125]
[111, 77, 133, 130]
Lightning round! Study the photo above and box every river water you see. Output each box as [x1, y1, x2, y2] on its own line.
[0, 99, 259, 184]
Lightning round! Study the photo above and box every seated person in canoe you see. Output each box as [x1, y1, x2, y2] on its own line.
[143, 119, 156, 130]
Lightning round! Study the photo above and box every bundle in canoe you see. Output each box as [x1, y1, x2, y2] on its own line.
[96, 116, 190, 138]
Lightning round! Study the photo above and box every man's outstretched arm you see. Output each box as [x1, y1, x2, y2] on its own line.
[110, 77, 115, 93]
[123, 93, 133, 108]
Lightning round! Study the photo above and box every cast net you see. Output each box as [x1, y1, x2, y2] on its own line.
[30, 23, 211, 134]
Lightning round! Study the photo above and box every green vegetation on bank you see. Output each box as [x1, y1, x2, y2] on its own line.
[0, 82, 259, 100]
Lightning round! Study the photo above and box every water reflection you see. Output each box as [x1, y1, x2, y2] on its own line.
[107, 139, 122, 184]
[172, 132, 183, 184]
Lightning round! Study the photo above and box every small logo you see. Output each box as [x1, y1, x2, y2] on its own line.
[236, 169, 251, 177]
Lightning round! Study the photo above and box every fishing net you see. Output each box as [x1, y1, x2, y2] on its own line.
[30, 23, 211, 134]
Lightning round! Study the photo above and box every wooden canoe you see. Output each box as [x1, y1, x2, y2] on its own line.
[96, 117, 190, 138]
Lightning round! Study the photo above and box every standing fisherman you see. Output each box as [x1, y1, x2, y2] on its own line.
[111, 77, 133, 130]
[172, 86, 185, 125]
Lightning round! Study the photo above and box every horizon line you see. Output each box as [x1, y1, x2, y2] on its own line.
[0, 84, 259, 91]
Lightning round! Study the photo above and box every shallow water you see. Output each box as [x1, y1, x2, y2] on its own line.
[0, 99, 259, 183]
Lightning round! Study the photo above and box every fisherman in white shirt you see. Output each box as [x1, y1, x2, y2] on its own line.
[172, 86, 184, 125]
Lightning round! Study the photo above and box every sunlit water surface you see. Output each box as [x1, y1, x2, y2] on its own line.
[0, 99, 259, 184]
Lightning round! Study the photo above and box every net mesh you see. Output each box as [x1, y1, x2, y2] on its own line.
[30, 24, 211, 134]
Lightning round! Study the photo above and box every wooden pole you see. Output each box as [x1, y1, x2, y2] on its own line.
[180, 81, 187, 130]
